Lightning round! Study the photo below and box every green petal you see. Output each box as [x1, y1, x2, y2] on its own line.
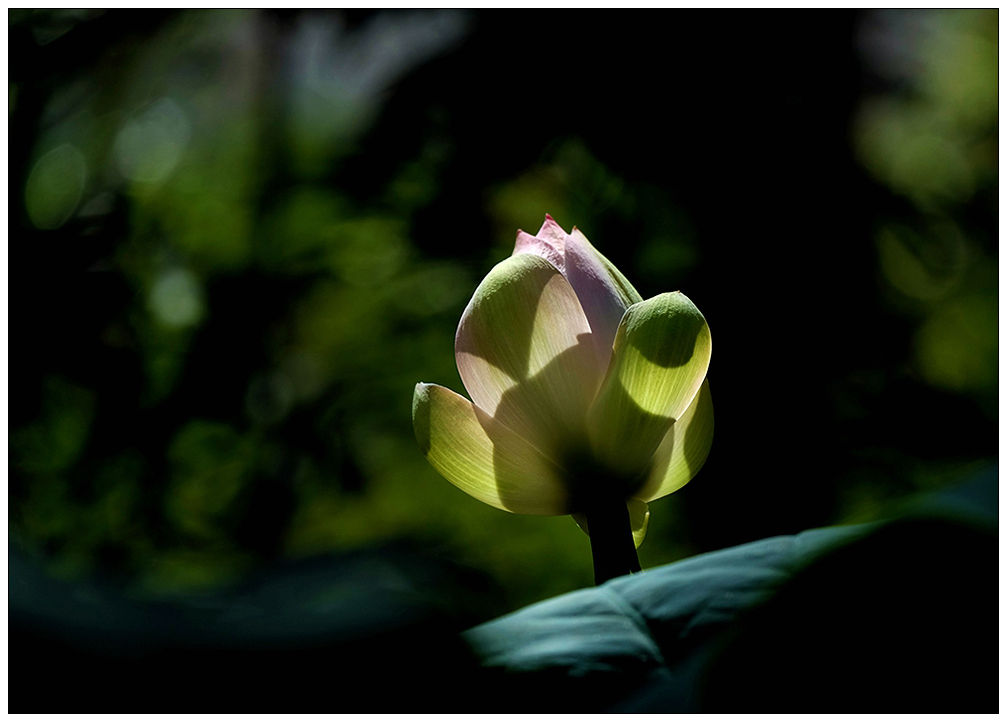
[588, 291, 712, 479]
[572, 498, 651, 548]
[412, 382, 570, 515]
[635, 378, 714, 502]
[455, 253, 607, 455]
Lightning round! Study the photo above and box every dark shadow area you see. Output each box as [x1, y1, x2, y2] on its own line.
[10, 543, 499, 713]
[698, 514, 997, 712]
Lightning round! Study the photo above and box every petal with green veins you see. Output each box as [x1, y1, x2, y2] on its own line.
[455, 253, 607, 454]
[412, 382, 570, 515]
[588, 291, 712, 479]
[635, 378, 714, 503]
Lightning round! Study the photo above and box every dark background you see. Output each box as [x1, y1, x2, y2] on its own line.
[9, 9, 997, 625]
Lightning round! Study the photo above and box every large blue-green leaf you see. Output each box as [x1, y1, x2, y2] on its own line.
[464, 467, 997, 712]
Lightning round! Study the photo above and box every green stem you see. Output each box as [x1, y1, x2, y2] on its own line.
[584, 496, 640, 585]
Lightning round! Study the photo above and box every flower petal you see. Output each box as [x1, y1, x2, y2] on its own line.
[572, 498, 651, 548]
[635, 378, 714, 502]
[412, 382, 570, 515]
[455, 253, 607, 455]
[512, 214, 568, 273]
[513, 230, 565, 274]
[564, 227, 643, 355]
[537, 213, 570, 245]
[588, 291, 712, 479]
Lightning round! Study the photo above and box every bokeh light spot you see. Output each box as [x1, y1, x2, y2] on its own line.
[114, 98, 191, 184]
[148, 268, 205, 328]
[25, 143, 86, 230]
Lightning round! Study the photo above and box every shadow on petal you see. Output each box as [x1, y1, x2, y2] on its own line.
[413, 383, 569, 515]
[622, 291, 710, 369]
[587, 374, 677, 490]
[480, 332, 606, 514]
[636, 378, 714, 503]
[456, 255, 604, 421]
[484, 332, 603, 456]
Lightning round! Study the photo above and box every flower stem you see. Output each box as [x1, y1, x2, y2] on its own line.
[584, 496, 640, 585]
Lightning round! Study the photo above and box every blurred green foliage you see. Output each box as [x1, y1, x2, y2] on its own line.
[9, 9, 997, 616]
[856, 9, 998, 402]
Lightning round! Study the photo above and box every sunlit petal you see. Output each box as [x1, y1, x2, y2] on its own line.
[635, 379, 714, 502]
[412, 383, 570, 515]
[588, 291, 712, 478]
[455, 253, 607, 453]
